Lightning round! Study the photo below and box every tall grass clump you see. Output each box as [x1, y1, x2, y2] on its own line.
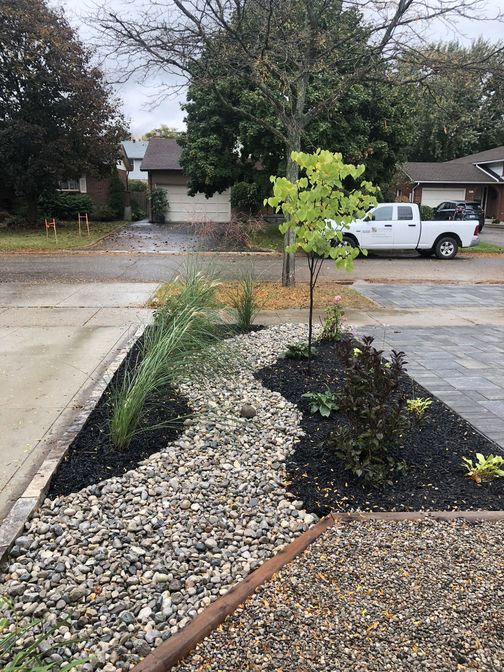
[226, 268, 270, 331]
[110, 259, 234, 450]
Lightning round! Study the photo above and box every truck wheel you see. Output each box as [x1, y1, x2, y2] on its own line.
[434, 236, 458, 259]
[331, 234, 360, 256]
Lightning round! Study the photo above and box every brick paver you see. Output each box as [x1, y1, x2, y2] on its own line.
[357, 325, 504, 448]
[357, 283, 504, 308]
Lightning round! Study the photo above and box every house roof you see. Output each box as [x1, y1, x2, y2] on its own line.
[404, 161, 498, 184]
[121, 140, 149, 160]
[445, 146, 504, 165]
[140, 138, 183, 171]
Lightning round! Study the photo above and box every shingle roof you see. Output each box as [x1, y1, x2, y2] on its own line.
[121, 140, 149, 160]
[445, 146, 504, 165]
[404, 162, 497, 183]
[140, 138, 183, 171]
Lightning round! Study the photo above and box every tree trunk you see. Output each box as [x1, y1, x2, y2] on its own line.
[282, 134, 300, 287]
[26, 197, 38, 225]
[307, 253, 314, 375]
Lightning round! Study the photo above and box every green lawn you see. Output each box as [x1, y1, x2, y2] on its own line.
[460, 241, 504, 254]
[0, 221, 125, 251]
[250, 223, 284, 252]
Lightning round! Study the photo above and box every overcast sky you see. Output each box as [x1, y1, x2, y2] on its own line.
[51, 0, 503, 138]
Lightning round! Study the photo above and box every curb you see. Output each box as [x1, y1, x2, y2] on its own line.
[132, 508, 504, 672]
[0, 323, 146, 565]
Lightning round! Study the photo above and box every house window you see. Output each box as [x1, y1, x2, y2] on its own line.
[396, 188, 403, 197]
[58, 179, 79, 191]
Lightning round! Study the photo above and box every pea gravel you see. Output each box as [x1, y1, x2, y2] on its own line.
[177, 518, 504, 671]
[1, 324, 317, 671]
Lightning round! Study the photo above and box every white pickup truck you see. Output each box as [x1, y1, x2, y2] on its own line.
[329, 202, 480, 259]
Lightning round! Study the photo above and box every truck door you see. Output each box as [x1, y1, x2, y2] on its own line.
[394, 205, 419, 248]
[363, 204, 394, 248]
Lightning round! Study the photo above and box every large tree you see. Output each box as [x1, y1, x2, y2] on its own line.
[96, 0, 502, 285]
[404, 40, 504, 162]
[179, 70, 416, 202]
[0, 0, 127, 221]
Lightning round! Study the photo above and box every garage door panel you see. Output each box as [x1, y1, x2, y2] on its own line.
[421, 188, 466, 208]
[156, 184, 231, 223]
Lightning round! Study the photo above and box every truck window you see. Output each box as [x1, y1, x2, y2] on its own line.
[372, 206, 393, 221]
[397, 206, 413, 220]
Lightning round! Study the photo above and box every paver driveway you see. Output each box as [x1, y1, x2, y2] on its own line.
[356, 284, 504, 448]
[356, 283, 504, 308]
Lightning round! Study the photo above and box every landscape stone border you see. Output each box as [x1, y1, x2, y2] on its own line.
[132, 509, 504, 672]
[0, 323, 146, 564]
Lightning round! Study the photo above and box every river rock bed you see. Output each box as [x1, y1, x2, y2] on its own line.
[0, 324, 314, 671]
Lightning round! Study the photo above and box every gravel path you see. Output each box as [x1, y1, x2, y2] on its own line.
[1, 324, 316, 671]
[177, 519, 504, 672]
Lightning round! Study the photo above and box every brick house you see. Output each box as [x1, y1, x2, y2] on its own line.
[57, 143, 132, 207]
[397, 147, 504, 219]
[141, 138, 231, 223]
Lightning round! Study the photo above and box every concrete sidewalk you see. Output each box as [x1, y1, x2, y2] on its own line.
[0, 283, 156, 524]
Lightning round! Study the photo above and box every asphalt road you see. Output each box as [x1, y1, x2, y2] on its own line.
[0, 251, 503, 284]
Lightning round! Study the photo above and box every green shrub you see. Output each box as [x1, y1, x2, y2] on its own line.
[132, 207, 146, 221]
[90, 204, 118, 221]
[150, 188, 168, 221]
[302, 385, 339, 417]
[462, 453, 504, 483]
[108, 167, 125, 218]
[1, 214, 29, 229]
[280, 342, 316, 360]
[230, 182, 262, 212]
[129, 179, 147, 192]
[406, 397, 432, 427]
[328, 336, 409, 487]
[38, 193, 94, 220]
[420, 205, 434, 220]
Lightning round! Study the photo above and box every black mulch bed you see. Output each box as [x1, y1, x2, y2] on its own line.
[47, 324, 264, 499]
[47, 337, 191, 499]
[256, 338, 504, 517]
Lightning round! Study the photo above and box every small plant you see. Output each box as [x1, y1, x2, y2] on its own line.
[302, 385, 339, 417]
[280, 342, 317, 360]
[406, 397, 432, 426]
[321, 295, 347, 342]
[328, 336, 409, 487]
[0, 595, 88, 671]
[462, 453, 504, 483]
[226, 269, 270, 331]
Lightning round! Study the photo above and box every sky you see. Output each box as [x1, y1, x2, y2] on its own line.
[51, 0, 503, 139]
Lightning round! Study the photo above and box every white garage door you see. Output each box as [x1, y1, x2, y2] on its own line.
[157, 184, 231, 223]
[421, 187, 466, 208]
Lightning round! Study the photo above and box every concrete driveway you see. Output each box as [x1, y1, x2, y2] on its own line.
[0, 282, 156, 524]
